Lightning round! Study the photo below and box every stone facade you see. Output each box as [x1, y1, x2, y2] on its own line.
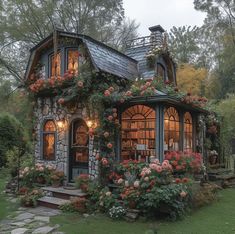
[33, 97, 98, 181]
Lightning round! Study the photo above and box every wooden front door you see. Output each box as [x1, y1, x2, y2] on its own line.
[69, 119, 89, 181]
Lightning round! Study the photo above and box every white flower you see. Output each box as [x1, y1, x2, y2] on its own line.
[105, 191, 111, 196]
[134, 181, 140, 188]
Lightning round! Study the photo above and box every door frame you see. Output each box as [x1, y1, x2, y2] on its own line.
[68, 118, 89, 181]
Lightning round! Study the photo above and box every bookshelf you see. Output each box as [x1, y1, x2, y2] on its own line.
[121, 105, 156, 160]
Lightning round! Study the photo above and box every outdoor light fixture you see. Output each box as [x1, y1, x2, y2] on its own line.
[86, 120, 97, 129]
[57, 120, 65, 130]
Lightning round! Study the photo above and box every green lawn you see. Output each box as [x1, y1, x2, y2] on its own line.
[51, 189, 235, 234]
[0, 169, 19, 220]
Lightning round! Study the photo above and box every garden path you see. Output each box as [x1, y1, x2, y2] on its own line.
[0, 196, 64, 234]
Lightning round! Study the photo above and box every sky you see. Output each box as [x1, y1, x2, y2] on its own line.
[123, 0, 206, 36]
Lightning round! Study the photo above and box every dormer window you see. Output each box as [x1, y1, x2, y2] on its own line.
[67, 49, 79, 74]
[51, 52, 61, 77]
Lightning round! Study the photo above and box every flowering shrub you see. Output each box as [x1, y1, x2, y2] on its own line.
[70, 197, 88, 213]
[19, 163, 63, 187]
[98, 187, 119, 212]
[165, 151, 203, 174]
[108, 206, 126, 220]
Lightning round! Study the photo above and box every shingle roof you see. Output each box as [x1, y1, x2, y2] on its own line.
[83, 39, 138, 80]
[125, 45, 155, 79]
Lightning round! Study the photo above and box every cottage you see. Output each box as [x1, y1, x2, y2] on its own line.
[25, 25, 207, 182]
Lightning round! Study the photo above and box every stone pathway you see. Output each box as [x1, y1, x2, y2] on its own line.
[0, 199, 65, 234]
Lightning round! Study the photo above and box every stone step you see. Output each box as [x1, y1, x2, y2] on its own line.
[37, 196, 70, 209]
[42, 186, 87, 200]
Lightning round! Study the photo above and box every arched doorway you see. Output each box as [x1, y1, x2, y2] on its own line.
[69, 118, 89, 181]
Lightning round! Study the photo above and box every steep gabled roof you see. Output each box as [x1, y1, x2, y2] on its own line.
[25, 30, 138, 81]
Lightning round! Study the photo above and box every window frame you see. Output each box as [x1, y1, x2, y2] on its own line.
[41, 119, 57, 161]
[183, 112, 193, 152]
[164, 107, 180, 152]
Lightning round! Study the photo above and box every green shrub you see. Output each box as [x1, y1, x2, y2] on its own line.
[0, 113, 28, 167]
[6, 147, 33, 177]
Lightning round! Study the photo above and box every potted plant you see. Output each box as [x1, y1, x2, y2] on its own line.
[50, 170, 65, 187]
[20, 189, 43, 207]
[75, 174, 90, 192]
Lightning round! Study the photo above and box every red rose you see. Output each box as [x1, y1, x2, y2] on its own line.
[107, 143, 113, 149]
[182, 177, 189, 183]
[175, 178, 181, 184]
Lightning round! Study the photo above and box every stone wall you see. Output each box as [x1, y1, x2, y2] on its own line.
[33, 97, 98, 181]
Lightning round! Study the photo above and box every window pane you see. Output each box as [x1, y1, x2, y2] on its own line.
[43, 133, 55, 160]
[51, 52, 61, 77]
[121, 105, 156, 161]
[68, 50, 79, 73]
[164, 107, 180, 151]
[44, 120, 56, 131]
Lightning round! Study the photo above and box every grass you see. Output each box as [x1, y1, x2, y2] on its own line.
[0, 169, 19, 220]
[51, 188, 235, 234]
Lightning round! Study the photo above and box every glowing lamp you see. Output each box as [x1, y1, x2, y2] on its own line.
[57, 120, 64, 130]
[86, 120, 97, 129]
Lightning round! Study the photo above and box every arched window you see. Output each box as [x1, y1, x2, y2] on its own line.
[42, 120, 56, 160]
[156, 63, 166, 79]
[184, 112, 193, 151]
[121, 105, 156, 160]
[164, 107, 180, 151]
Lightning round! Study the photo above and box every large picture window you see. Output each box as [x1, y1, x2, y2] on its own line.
[121, 105, 156, 161]
[67, 50, 79, 73]
[50, 52, 61, 77]
[42, 120, 56, 160]
[184, 112, 193, 151]
[164, 107, 180, 151]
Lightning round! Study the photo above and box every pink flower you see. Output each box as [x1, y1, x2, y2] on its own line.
[180, 191, 187, 198]
[156, 165, 163, 173]
[149, 163, 157, 170]
[39, 167, 44, 172]
[117, 178, 124, 184]
[140, 167, 151, 177]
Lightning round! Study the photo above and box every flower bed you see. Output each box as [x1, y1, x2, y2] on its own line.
[82, 156, 201, 220]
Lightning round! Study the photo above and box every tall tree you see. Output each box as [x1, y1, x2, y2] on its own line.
[194, 0, 235, 98]
[0, 0, 138, 83]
